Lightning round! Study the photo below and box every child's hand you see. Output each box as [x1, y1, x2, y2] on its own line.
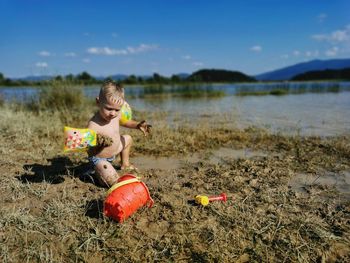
[137, 120, 152, 136]
[97, 134, 113, 147]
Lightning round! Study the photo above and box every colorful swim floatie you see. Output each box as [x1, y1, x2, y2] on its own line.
[120, 101, 132, 125]
[64, 127, 97, 152]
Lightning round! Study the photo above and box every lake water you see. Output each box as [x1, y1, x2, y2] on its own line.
[1, 82, 350, 136]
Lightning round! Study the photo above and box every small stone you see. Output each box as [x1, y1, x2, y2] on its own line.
[236, 253, 250, 263]
[249, 179, 259, 188]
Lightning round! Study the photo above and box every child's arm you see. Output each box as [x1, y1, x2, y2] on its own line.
[121, 120, 152, 136]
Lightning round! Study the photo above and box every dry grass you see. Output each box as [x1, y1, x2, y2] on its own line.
[0, 101, 349, 262]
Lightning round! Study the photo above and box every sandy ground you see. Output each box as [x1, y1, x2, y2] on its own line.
[1, 105, 350, 262]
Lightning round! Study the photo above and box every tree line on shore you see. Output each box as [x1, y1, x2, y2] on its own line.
[1, 67, 350, 86]
[0, 69, 255, 86]
[291, 67, 350, 81]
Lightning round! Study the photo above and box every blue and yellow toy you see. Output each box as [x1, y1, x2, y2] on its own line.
[120, 101, 132, 125]
[64, 127, 97, 152]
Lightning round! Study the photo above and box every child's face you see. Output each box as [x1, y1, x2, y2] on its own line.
[97, 96, 124, 122]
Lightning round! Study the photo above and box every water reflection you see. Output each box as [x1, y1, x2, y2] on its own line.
[1, 82, 350, 101]
[234, 82, 346, 95]
[1, 82, 350, 136]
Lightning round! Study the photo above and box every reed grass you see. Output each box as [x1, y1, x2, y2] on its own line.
[235, 82, 343, 96]
[236, 89, 288, 96]
[140, 85, 225, 98]
[20, 80, 95, 126]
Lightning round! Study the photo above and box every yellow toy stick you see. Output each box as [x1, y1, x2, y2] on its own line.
[195, 193, 227, 206]
[64, 126, 97, 152]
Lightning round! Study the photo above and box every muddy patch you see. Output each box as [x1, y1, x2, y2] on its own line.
[133, 147, 273, 170]
[208, 147, 271, 164]
[289, 171, 350, 200]
[132, 155, 200, 170]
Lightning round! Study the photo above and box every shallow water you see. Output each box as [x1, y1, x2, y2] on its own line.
[129, 91, 350, 136]
[208, 148, 270, 164]
[1, 82, 350, 136]
[132, 156, 188, 170]
[289, 171, 350, 200]
[132, 147, 271, 170]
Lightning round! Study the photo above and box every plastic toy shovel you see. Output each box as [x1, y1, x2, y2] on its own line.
[195, 193, 227, 206]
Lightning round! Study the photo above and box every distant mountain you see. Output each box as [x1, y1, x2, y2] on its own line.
[255, 58, 350, 81]
[93, 76, 107, 81]
[174, 73, 190, 79]
[106, 74, 129, 81]
[291, 67, 350, 81]
[14, 75, 54, 81]
[188, 69, 255, 82]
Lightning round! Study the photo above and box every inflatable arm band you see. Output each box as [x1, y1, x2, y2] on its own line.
[120, 101, 132, 125]
[64, 127, 97, 152]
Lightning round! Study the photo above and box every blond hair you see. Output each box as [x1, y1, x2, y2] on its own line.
[99, 80, 124, 105]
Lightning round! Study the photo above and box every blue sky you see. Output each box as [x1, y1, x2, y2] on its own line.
[1, 0, 350, 78]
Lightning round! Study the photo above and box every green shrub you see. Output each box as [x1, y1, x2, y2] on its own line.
[26, 80, 94, 126]
[269, 89, 288, 95]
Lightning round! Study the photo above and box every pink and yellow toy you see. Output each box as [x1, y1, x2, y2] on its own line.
[195, 193, 227, 206]
[63, 127, 97, 152]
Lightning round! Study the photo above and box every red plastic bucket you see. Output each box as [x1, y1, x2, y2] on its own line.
[104, 174, 154, 222]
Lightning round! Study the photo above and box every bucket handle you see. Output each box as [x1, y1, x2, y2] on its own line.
[140, 181, 154, 208]
[106, 178, 140, 195]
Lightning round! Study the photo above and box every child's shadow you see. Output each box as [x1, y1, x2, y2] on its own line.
[84, 199, 105, 219]
[17, 156, 96, 185]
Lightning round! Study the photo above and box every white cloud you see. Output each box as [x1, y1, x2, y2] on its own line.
[305, 50, 319, 57]
[87, 44, 158, 56]
[87, 47, 127, 55]
[250, 45, 262, 52]
[318, 13, 327, 23]
[312, 34, 328, 41]
[38, 51, 51, 57]
[192, 62, 203, 67]
[36, 62, 48, 68]
[331, 30, 349, 42]
[64, 52, 77, 57]
[127, 44, 158, 54]
[325, 46, 339, 57]
[182, 55, 191, 60]
[312, 25, 350, 43]
[82, 58, 90, 63]
[293, 50, 300, 56]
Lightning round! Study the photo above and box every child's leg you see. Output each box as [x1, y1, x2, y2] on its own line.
[94, 160, 118, 187]
[120, 134, 134, 169]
